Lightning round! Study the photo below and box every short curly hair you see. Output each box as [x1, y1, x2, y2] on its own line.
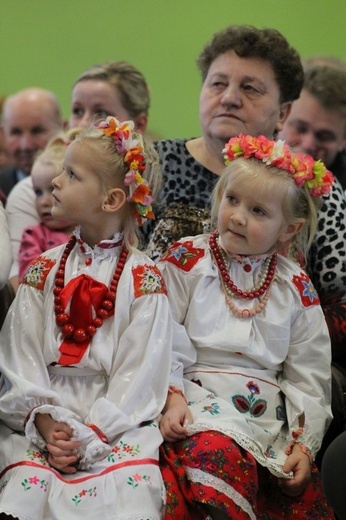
[197, 25, 304, 103]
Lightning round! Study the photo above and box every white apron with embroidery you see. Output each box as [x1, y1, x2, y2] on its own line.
[0, 232, 171, 520]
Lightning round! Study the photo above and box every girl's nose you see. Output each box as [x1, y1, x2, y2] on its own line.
[51, 173, 62, 188]
[230, 208, 246, 226]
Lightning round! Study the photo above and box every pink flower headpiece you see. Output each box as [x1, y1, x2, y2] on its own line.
[223, 134, 334, 197]
[97, 116, 155, 225]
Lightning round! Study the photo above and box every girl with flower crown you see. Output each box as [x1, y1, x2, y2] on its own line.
[158, 134, 335, 519]
[0, 117, 171, 520]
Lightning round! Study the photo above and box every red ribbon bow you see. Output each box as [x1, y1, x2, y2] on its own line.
[57, 274, 111, 365]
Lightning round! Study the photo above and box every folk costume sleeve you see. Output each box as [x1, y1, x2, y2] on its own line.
[278, 269, 333, 458]
[158, 239, 206, 391]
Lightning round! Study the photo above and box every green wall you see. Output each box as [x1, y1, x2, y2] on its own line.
[1, 0, 345, 139]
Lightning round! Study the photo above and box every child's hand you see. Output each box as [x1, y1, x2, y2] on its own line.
[160, 392, 193, 442]
[35, 413, 81, 473]
[279, 444, 311, 497]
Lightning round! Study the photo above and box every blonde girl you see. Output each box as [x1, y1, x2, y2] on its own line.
[0, 117, 171, 520]
[158, 134, 334, 520]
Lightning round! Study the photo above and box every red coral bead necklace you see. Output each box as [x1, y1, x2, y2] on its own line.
[53, 235, 129, 343]
[209, 230, 277, 318]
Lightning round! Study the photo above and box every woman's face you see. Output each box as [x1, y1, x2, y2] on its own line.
[199, 51, 291, 145]
[69, 80, 131, 128]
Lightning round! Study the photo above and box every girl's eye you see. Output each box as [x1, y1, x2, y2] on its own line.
[253, 206, 265, 216]
[227, 194, 237, 204]
[33, 188, 43, 197]
[68, 170, 76, 179]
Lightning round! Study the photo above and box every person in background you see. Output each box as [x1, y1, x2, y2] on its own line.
[278, 59, 346, 191]
[159, 134, 334, 519]
[18, 133, 76, 282]
[0, 116, 170, 520]
[6, 62, 150, 292]
[0, 87, 64, 198]
[144, 25, 304, 261]
[70, 61, 149, 133]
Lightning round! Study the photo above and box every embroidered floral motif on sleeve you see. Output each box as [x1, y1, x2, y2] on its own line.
[23, 256, 56, 290]
[292, 272, 320, 307]
[161, 240, 205, 271]
[133, 264, 167, 297]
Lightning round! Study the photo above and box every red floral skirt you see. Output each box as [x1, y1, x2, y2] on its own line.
[160, 431, 334, 520]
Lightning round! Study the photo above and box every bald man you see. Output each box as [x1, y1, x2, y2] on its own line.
[0, 87, 64, 197]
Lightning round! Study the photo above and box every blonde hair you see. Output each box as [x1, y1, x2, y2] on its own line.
[211, 158, 322, 261]
[67, 127, 161, 251]
[73, 61, 150, 118]
[33, 130, 73, 175]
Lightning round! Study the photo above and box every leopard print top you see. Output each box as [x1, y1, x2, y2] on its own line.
[144, 138, 346, 356]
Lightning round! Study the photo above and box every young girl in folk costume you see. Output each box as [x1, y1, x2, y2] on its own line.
[158, 134, 335, 520]
[18, 133, 76, 282]
[0, 117, 171, 520]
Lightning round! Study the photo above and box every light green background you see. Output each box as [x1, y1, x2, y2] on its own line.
[1, 0, 345, 138]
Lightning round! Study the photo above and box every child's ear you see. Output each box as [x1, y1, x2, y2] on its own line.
[102, 188, 127, 212]
[278, 219, 305, 243]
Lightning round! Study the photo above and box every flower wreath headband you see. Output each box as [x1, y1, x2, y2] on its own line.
[97, 116, 155, 225]
[223, 134, 334, 197]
